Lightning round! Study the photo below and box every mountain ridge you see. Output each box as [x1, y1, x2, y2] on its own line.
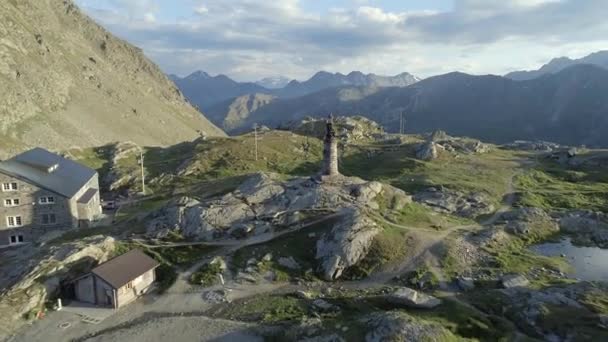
[0, 0, 225, 158]
[233, 64, 608, 147]
[506, 50, 608, 80]
[171, 69, 420, 111]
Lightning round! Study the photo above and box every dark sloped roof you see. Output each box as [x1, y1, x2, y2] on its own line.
[0, 148, 97, 198]
[92, 249, 160, 289]
[78, 188, 99, 204]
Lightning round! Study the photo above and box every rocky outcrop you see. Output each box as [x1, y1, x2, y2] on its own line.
[429, 131, 490, 154]
[101, 142, 142, 192]
[386, 287, 442, 309]
[0, 236, 116, 338]
[503, 140, 564, 152]
[290, 116, 385, 144]
[147, 172, 409, 245]
[316, 208, 379, 281]
[413, 187, 494, 218]
[364, 312, 456, 342]
[557, 211, 608, 247]
[501, 207, 559, 237]
[495, 282, 607, 340]
[415, 141, 439, 161]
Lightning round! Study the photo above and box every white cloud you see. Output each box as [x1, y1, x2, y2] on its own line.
[194, 5, 208, 15]
[75, 0, 608, 81]
[143, 12, 156, 23]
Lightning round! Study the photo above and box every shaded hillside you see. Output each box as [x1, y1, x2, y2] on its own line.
[506, 50, 608, 80]
[239, 65, 608, 146]
[171, 71, 270, 109]
[0, 0, 225, 158]
[172, 70, 419, 118]
[206, 93, 277, 131]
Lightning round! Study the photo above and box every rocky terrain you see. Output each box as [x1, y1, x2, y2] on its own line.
[2, 124, 608, 341]
[146, 172, 411, 281]
[0, 236, 116, 337]
[0, 0, 224, 158]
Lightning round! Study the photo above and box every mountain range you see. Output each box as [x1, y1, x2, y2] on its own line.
[227, 64, 608, 147]
[170, 70, 421, 112]
[505, 50, 608, 80]
[0, 0, 224, 158]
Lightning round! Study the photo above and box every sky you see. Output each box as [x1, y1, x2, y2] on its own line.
[74, 0, 608, 82]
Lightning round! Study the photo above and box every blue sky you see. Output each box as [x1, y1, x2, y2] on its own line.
[75, 0, 608, 81]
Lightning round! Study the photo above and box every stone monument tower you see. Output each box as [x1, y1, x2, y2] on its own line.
[321, 114, 340, 177]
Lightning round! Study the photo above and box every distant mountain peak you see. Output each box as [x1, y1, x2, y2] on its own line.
[506, 50, 608, 80]
[185, 70, 212, 80]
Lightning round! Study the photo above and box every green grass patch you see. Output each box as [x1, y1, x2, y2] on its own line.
[190, 262, 223, 286]
[515, 160, 608, 212]
[344, 225, 411, 279]
[342, 145, 520, 206]
[231, 216, 339, 278]
[211, 294, 309, 323]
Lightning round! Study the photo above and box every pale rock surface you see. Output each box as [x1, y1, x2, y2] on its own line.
[315, 208, 379, 281]
[364, 312, 455, 342]
[387, 287, 442, 309]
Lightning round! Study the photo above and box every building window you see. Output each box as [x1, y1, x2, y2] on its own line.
[2, 183, 17, 192]
[7, 216, 23, 227]
[4, 199, 19, 207]
[126, 282, 133, 289]
[9, 235, 24, 244]
[42, 214, 57, 225]
[39, 196, 55, 204]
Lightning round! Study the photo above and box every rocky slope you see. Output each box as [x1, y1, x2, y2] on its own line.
[506, 50, 608, 80]
[206, 93, 277, 132]
[0, 0, 224, 158]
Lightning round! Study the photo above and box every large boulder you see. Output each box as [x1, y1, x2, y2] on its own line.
[415, 141, 439, 161]
[387, 287, 442, 309]
[364, 312, 456, 342]
[316, 209, 379, 281]
[557, 211, 608, 247]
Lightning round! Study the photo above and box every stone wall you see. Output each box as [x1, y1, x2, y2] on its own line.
[0, 172, 74, 245]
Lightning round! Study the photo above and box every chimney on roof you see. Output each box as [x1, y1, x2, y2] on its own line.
[19, 160, 59, 173]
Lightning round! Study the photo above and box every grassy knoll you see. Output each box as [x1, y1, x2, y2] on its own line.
[342, 145, 522, 206]
[516, 158, 608, 212]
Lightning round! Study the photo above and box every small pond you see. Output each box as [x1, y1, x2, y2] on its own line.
[530, 238, 608, 282]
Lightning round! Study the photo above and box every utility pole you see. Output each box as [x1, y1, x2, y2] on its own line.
[399, 111, 403, 134]
[254, 124, 259, 161]
[139, 150, 146, 195]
